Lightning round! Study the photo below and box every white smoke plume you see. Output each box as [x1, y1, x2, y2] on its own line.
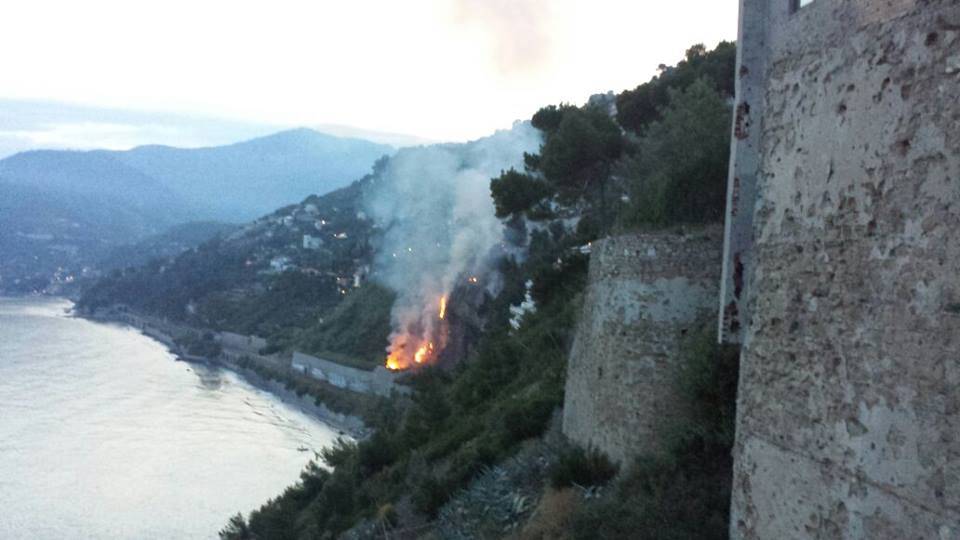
[365, 121, 541, 368]
[452, 0, 556, 77]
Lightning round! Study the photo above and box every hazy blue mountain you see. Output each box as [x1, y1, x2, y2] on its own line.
[0, 127, 394, 227]
[0, 98, 426, 159]
[0, 177, 177, 293]
[0, 149, 196, 231]
[0, 128, 393, 292]
[118, 128, 394, 221]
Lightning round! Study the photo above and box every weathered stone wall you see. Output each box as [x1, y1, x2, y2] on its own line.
[562, 227, 722, 466]
[730, 1, 960, 537]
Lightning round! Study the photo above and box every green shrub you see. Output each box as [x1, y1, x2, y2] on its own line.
[357, 431, 399, 475]
[320, 438, 357, 469]
[490, 168, 553, 218]
[548, 446, 618, 489]
[411, 474, 454, 518]
[667, 323, 741, 453]
[501, 394, 556, 444]
[571, 452, 730, 540]
[445, 440, 498, 487]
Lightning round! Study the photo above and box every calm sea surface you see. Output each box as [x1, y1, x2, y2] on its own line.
[0, 297, 340, 539]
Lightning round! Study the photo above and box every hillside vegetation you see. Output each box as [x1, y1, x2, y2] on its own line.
[78, 178, 385, 365]
[215, 42, 739, 540]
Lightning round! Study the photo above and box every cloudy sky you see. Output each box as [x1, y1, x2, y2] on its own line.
[0, 0, 737, 155]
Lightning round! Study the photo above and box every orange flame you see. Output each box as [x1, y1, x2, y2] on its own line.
[386, 353, 401, 371]
[386, 339, 439, 369]
[414, 345, 428, 364]
[384, 294, 449, 371]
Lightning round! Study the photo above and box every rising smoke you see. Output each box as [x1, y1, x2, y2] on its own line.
[364, 121, 542, 368]
[451, 0, 556, 77]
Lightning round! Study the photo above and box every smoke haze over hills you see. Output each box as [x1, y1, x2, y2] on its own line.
[364, 122, 541, 367]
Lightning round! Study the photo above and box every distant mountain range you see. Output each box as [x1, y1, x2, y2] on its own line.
[116, 128, 394, 222]
[0, 127, 393, 223]
[0, 128, 394, 293]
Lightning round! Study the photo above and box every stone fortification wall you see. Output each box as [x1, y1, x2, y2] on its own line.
[562, 227, 723, 466]
[729, 1, 960, 537]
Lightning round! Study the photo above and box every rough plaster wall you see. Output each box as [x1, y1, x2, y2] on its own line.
[562, 227, 722, 466]
[731, 1, 960, 538]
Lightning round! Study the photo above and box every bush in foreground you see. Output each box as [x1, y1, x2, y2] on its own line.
[548, 445, 618, 490]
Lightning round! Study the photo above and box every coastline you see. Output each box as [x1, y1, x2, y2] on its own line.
[214, 355, 368, 438]
[0, 294, 358, 540]
[74, 303, 369, 439]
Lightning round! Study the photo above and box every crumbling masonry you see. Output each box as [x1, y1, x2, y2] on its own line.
[562, 228, 722, 466]
[723, 0, 960, 537]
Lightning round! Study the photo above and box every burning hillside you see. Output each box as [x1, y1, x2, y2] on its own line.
[365, 123, 541, 370]
[385, 295, 447, 370]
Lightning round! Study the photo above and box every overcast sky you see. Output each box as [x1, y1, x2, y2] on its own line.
[0, 0, 737, 153]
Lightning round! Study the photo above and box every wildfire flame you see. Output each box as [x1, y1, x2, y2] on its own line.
[384, 295, 448, 371]
[386, 353, 401, 371]
[386, 339, 438, 370]
[414, 342, 435, 364]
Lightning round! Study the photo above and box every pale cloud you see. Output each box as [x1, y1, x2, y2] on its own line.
[0, 100, 283, 158]
[1, 122, 168, 150]
[0, 0, 738, 144]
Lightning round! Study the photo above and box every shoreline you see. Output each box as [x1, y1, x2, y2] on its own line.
[212, 354, 368, 438]
[0, 295, 358, 540]
[74, 303, 369, 440]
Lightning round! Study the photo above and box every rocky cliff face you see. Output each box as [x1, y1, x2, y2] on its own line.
[562, 227, 722, 466]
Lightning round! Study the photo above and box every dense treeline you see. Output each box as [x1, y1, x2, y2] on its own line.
[221, 42, 739, 540]
[491, 41, 735, 231]
[616, 42, 736, 133]
[619, 78, 733, 225]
